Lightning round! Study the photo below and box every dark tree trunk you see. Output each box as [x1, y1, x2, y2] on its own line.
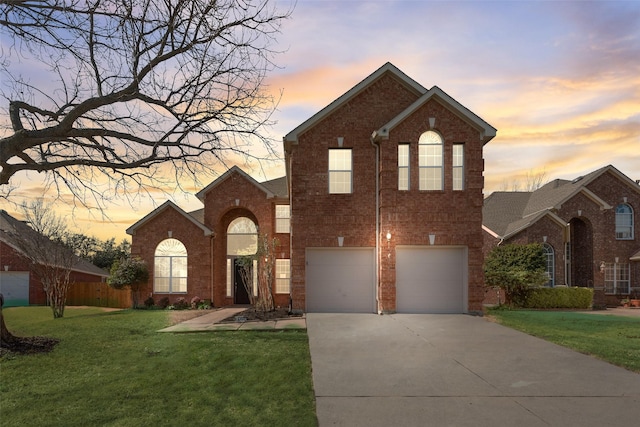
[0, 293, 17, 346]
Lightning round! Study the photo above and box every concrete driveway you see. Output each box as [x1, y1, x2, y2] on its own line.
[307, 313, 640, 426]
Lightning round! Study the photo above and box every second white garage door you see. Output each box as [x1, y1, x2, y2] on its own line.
[396, 247, 467, 313]
[306, 248, 376, 313]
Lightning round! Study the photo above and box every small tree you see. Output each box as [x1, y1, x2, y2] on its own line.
[484, 243, 548, 307]
[108, 257, 149, 308]
[9, 200, 76, 318]
[236, 234, 278, 313]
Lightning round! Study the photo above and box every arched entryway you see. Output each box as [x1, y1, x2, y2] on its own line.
[568, 217, 593, 288]
[226, 216, 258, 304]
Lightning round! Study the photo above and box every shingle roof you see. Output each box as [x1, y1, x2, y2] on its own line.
[483, 165, 636, 240]
[0, 210, 109, 277]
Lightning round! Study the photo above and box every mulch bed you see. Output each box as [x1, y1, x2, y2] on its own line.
[0, 335, 60, 357]
[219, 307, 303, 323]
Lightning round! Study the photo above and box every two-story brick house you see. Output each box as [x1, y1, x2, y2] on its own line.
[127, 63, 496, 313]
[482, 165, 640, 306]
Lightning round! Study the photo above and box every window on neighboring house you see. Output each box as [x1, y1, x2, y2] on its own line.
[154, 238, 187, 293]
[398, 144, 410, 190]
[615, 204, 634, 239]
[329, 149, 352, 194]
[275, 259, 291, 294]
[275, 205, 290, 234]
[543, 243, 555, 287]
[418, 131, 443, 190]
[604, 262, 630, 294]
[453, 144, 464, 191]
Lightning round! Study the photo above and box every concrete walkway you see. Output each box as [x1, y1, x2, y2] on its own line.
[307, 313, 640, 427]
[158, 307, 307, 332]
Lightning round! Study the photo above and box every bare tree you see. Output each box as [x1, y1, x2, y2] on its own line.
[499, 169, 547, 192]
[0, 0, 291, 208]
[8, 200, 76, 318]
[237, 233, 277, 313]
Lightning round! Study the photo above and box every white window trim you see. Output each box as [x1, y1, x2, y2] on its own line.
[418, 131, 443, 191]
[328, 148, 353, 194]
[453, 143, 464, 191]
[398, 143, 410, 191]
[615, 204, 634, 240]
[604, 262, 630, 294]
[275, 205, 291, 234]
[275, 259, 291, 294]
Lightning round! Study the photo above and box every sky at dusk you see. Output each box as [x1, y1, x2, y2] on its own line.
[3, 0, 640, 242]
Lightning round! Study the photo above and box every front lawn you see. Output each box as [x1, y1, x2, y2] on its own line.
[0, 307, 317, 427]
[489, 309, 640, 373]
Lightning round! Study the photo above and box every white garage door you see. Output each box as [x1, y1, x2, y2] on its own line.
[306, 248, 376, 313]
[396, 247, 467, 313]
[0, 272, 30, 307]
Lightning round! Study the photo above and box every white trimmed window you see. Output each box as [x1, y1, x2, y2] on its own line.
[275, 259, 291, 294]
[154, 238, 187, 293]
[227, 217, 258, 256]
[329, 149, 352, 194]
[543, 243, 555, 287]
[398, 144, 410, 191]
[604, 262, 630, 294]
[418, 131, 443, 190]
[453, 144, 464, 191]
[615, 204, 633, 240]
[275, 205, 290, 234]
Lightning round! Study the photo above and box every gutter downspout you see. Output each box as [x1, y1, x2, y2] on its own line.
[370, 132, 381, 314]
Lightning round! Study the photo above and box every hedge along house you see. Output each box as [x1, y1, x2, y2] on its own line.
[127, 62, 496, 313]
[482, 165, 640, 307]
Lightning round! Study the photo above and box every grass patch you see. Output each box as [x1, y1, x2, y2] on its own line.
[1, 307, 317, 426]
[489, 309, 640, 373]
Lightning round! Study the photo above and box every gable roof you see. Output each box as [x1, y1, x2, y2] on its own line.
[195, 166, 287, 201]
[125, 201, 212, 236]
[483, 165, 638, 240]
[372, 86, 497, 145]
[0, 210, 109, 277]
[283, 62, 427, 145]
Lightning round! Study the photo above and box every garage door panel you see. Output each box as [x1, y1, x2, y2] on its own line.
[0, 272, 30, 307]
[397, 247, 466, 314]
[306, 248, 375, 313]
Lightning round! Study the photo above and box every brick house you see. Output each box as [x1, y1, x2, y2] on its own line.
[0, 210, 109, 306]
[127, 62, 496, 313]
[482, 165, 640, 306]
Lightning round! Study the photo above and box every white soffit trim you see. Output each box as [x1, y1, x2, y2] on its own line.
[126, 200, 212, 236]
[195, 166, 275, 201]
[374, 86, 497, 144]
[283, 62, 426, 144]
[482, 225, 500, 238]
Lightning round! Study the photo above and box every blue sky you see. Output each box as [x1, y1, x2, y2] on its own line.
[4, 0, 640, 240]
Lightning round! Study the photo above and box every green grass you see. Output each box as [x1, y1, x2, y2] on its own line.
[0, 307, 317, 427]
[489, 309, 640, 373]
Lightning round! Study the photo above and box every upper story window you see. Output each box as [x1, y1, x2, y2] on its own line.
[418, 131, 443, 190]
[329, 149, 352, 194]
[275, 205, 290, 234]
[453, 144, 464, 191]
[615, 204, 634, 240]
[154, 238, 187, 293]
[227, 217, 258, 255]
[398, 144, 410, 191]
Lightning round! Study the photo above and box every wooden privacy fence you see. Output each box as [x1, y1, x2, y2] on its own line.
[67, 282, 132, 308]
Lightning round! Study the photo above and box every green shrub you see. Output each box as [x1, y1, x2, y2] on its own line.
[158, 297, 170, 309]
[522, 287, 593, 309]
[484, 243, 548, 306]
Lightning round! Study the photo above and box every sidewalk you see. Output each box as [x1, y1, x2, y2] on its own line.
[158, 307, 307, 332]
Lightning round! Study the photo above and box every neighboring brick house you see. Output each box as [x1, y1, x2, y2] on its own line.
[0, 210, 109, 306]
[128, 62, 496, 313]
[482, 165, 640, 306]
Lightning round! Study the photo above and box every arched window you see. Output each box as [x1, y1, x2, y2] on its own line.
[154, 238, 187, 293]
[615, 204, 634, 240]
[418, 130, 443, 190]
[227, 217, 258, 256]
[543, 243, 555, 287]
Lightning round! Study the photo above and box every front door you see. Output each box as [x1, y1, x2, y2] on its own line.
[234, 259, 250, 304]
